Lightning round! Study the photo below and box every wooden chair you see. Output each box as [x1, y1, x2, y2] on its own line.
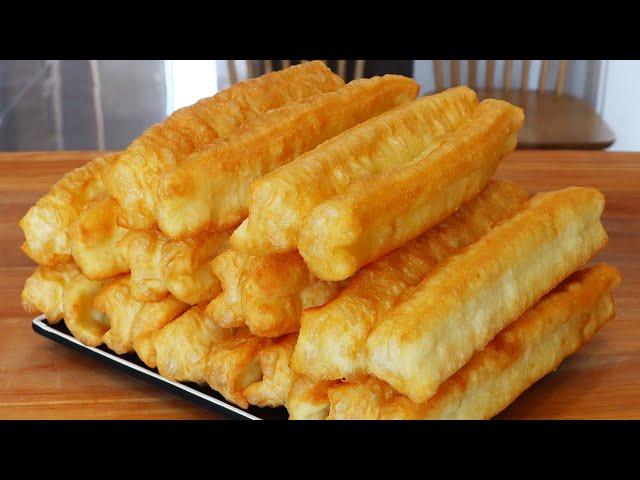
[432, 60, 615, 150]
[225, 60, 367, 85]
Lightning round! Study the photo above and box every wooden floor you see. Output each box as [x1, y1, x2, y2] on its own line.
[1, 150, 638, 419]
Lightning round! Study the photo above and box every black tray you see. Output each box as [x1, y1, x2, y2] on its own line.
[32, 315, 289, 420]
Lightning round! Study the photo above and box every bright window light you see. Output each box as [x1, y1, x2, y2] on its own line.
[165, 60, 218, 115]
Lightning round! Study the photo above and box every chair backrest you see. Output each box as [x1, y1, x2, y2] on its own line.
[225, 60, 367, 85]
[432, 60, 569, 95]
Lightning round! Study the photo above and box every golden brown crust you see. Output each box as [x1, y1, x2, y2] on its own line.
[106, 61, 344, 231]
[156, 75, 419, 238]
[378, 264, 621, 419]
[240, 252, 342, 337]
[327, 376, 396, 420]
[160, 230, 230, 304]
[285, 375, 337, 420]
[95, 275, 146, 355]
[204, 249, 250, 328]
[62, 274, 109, 347]
[292, 179, 528, 381]
[154, 305, 233, 384]
[367, 187, 609, 403]
[231, 86, 477, 255]
[20, 153, 119, 265]
[69, 197, 130, 280]
[299, 99, 525, 281]
[21, 263, 80, 323]
[118, 230, 168, 302]
[131, 295, 190, 368]
[204, 329, 267, 408]
[243, 334, 298, 407]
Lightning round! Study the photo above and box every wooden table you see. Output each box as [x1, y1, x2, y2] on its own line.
[1, 151, 638, 419]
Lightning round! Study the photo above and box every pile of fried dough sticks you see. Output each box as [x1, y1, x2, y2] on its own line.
[21, 61, 621, 419]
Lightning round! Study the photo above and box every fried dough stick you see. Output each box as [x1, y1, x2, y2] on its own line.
[20, 153, 118, 265]
[367, 187, 609, 403]
[156, 75, 419, 238]
[21, 263, 80, 323]
[239, 252, 341, 337]
[69, 197, 129, 280]
[105, 61, 343, 231]
[154, 305, 233, 384]
[62, 274, 109, 346]
[292, 179, 528, 381]
[299, 99, 524, 281]
[285, 375, 336, 420]
[205, 249, 250, 328]
[378, 264, 621, 419]
[231, 86, 477, 255]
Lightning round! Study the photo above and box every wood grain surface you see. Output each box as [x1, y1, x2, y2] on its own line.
[0, 150, 638, 419]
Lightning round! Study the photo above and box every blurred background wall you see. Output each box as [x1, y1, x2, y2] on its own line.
[0, 60, 637, 152]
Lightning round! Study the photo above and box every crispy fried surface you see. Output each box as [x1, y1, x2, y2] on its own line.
[378, 264, 621, 419]
[154, 305, 233, 384]
[292, 179, 528, 381]
[367, 187, 609, 403]
[95, 275, 146, 355]
[204, 329, 267, 408]
[327, 377, 396, 420]
[240, 252, 341, 337]
[205, 249, 250, 328]
[119, 230, 168, 302]
[62, 274, 109, 347]
[299, 99, 525, 281]
[131, 295, 190, 368]
[231, 86, 477, 255]
[285, 375, 337, 420]
[156, 75, 419, 238]
[69, 197, 130, 280]
[106, 62, 343, 231]
[21, 263, 80, 323]
[243, 334, 298, 407]
[160, 230, 230, 304]
[20, 153, 118, 265]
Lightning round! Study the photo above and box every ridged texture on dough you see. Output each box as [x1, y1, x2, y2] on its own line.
[156, 75, 419, 238]
[69, 197, 130, 280]
[205, 249, 250, 328]
[105, 62, 343, 231]
[21, 263, 80, 323]
[299, 99, 524, 281]
[20, 153, 118, 265]
[292, 179, 528, 381]
[231, 86, 477, 254]
[378, 264, 621, 419]
[285, 375, 336, 420]
[62, 273, 109, 346]
[154, 305, 233, 384]
[367, 187, 609, 403]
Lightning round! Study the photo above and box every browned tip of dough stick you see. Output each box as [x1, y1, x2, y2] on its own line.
[62, 274, 109, 347]
[69, 197, 130, 280]
[20, 153, 118, 266]
[367, 187, 609, 403]
[285, 375, 337, 420]
[231, 86, 478, 255]
[21, 263, 80, 323]
[292, 179, 528, 381]
[239, 252, 342, 337]
[205, 249, 250, 328]
[154, 305, 233, 384]
[160, 230, 231, 305]
[95, 275, 146, 355]
[131, 295, 190, 368]
[118, 230, 168, 302]
[156, 74, 420, 239]
[299, 99, 525, 281]
[378, 264, 622, 419]
[243, 334, 298, 407]
[204, 329, 268, 409]
[327, 377, 397, 420]
[105, 61, 344, 231]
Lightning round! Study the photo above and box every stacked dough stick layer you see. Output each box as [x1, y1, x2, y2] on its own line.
[20, 63, 620, 419]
